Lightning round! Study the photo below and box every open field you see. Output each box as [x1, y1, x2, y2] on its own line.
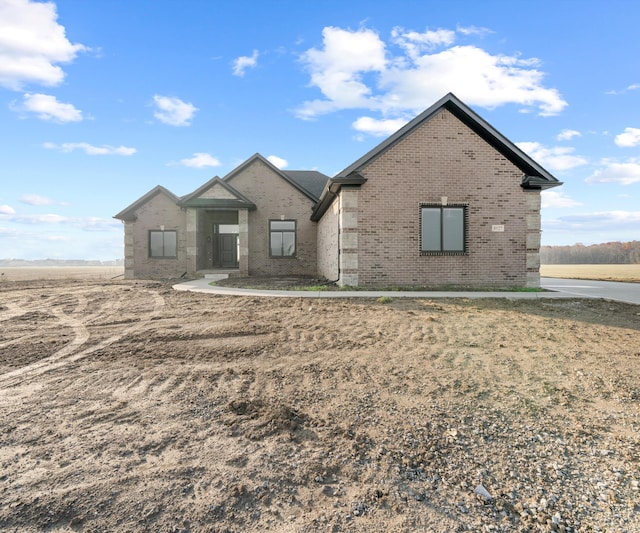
[1, 279, 639, 532]
[541, 264, 640, 283]
[0, 266, 124, 281]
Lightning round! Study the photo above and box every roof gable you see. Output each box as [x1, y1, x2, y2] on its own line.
[113, 185, 179, 221]
[336, 93, 561, 190]
[179, 176, 256, 209]
[224, 153, 328, 202]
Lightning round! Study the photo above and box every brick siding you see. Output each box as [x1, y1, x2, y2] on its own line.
[227, 159, 318, 276]
[347, 108, 539, 288]
[127, 192, 187, 279]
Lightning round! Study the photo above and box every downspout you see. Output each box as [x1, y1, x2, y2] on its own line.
[336, 193, 341, 284]
[312, 173, 367, 284]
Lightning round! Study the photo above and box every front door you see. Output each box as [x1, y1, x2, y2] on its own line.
[212, 223, 239, 268]
[219, 234, 237, 268]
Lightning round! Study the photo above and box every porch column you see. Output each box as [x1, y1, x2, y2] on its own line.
[238, 209, 249, 276]
[186, 208, 197, 275]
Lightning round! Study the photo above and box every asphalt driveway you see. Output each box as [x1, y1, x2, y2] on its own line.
[541, 277, 640, 305]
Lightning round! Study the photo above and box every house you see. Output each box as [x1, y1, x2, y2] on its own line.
[114, 93, 561, 288]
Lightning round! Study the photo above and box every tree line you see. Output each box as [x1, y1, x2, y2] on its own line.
[541, 241, 640, 264]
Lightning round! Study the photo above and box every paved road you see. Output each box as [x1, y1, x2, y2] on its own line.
[541, 277, 640, 305]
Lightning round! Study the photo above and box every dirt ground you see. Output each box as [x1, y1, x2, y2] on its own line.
[1, 278, 639, 532]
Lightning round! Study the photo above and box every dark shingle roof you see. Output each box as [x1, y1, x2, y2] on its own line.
[282, 170, 330, 202]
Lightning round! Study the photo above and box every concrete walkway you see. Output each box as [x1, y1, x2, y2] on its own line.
[173, 277, 582, 300]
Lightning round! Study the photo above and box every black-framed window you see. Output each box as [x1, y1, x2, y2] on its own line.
[420, 205, 467, 254]
[149, 230, 177, 258]
[269, 220, 296, 257]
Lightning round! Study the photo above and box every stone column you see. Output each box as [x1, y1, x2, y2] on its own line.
[186, 208, 197, 275]
[123, 221, 134, 279]
[525, 192, 541, 288]
[238, 209, 249, 276]
[338, 188, 359, 287]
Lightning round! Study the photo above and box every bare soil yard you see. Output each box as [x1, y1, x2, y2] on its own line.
[1, 278, 639, 532]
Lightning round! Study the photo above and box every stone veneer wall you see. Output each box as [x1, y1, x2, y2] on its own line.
[338, 188, 360, 287]
[353, 108, 535, 288]
[525, 192, 542, 287]
[123, 220, 134, 279]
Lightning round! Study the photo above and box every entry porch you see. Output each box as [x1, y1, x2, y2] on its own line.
[185, 207, 250, 277]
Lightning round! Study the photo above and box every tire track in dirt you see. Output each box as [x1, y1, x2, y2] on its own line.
[0, 289, 165, 388]
[0, 296, 64, 356]
[0, 302, 44, 350]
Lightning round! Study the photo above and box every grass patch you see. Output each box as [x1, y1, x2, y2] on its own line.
[541, 264, 640, 283]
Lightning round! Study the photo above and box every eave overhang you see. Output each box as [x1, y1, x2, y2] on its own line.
[178, 198, 256, 210]
[521, 175, 563, 191]
[113, 185, 179, 222]
[310, 172, 367, 222]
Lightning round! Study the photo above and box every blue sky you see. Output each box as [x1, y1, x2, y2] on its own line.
[1, 0, 639, 260]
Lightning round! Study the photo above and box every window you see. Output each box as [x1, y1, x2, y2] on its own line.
[270, 220, 296, 257]
[420, 205, 467, 253]
[149, 230, 177, 258]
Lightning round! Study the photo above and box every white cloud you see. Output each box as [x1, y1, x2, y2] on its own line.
[0, 0, 87, 90]
[556, 129, 581, 141]
[232, 50, 259, 77]
[586, 159, 640, 185]
[516, 142, 588, 172]
[43, 142, 136, 155]
[152, 95, 198, 126]
[456, 25, 493, 37]
[391, 27, 456, 57]
[15, 93, 83, 122]
[541, 190, 582, 209]
[81, 217, 121, 232]
[352, 116, 408, 137]
[297, 26, 387, 119]
[0, 209, 120, 231]
[267, 155, 288, 169]
[606, 83, 640, 95]
[296, 25, 567, 125]
[546, 211, 640, 232]
[5, 213, 68, 224]
[0, 204, 16, 215]
[380, 45, 565, 117]
[614, 127, 640, 147]
[179, 152, 221, 168]
[20, 194, 54, 205]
